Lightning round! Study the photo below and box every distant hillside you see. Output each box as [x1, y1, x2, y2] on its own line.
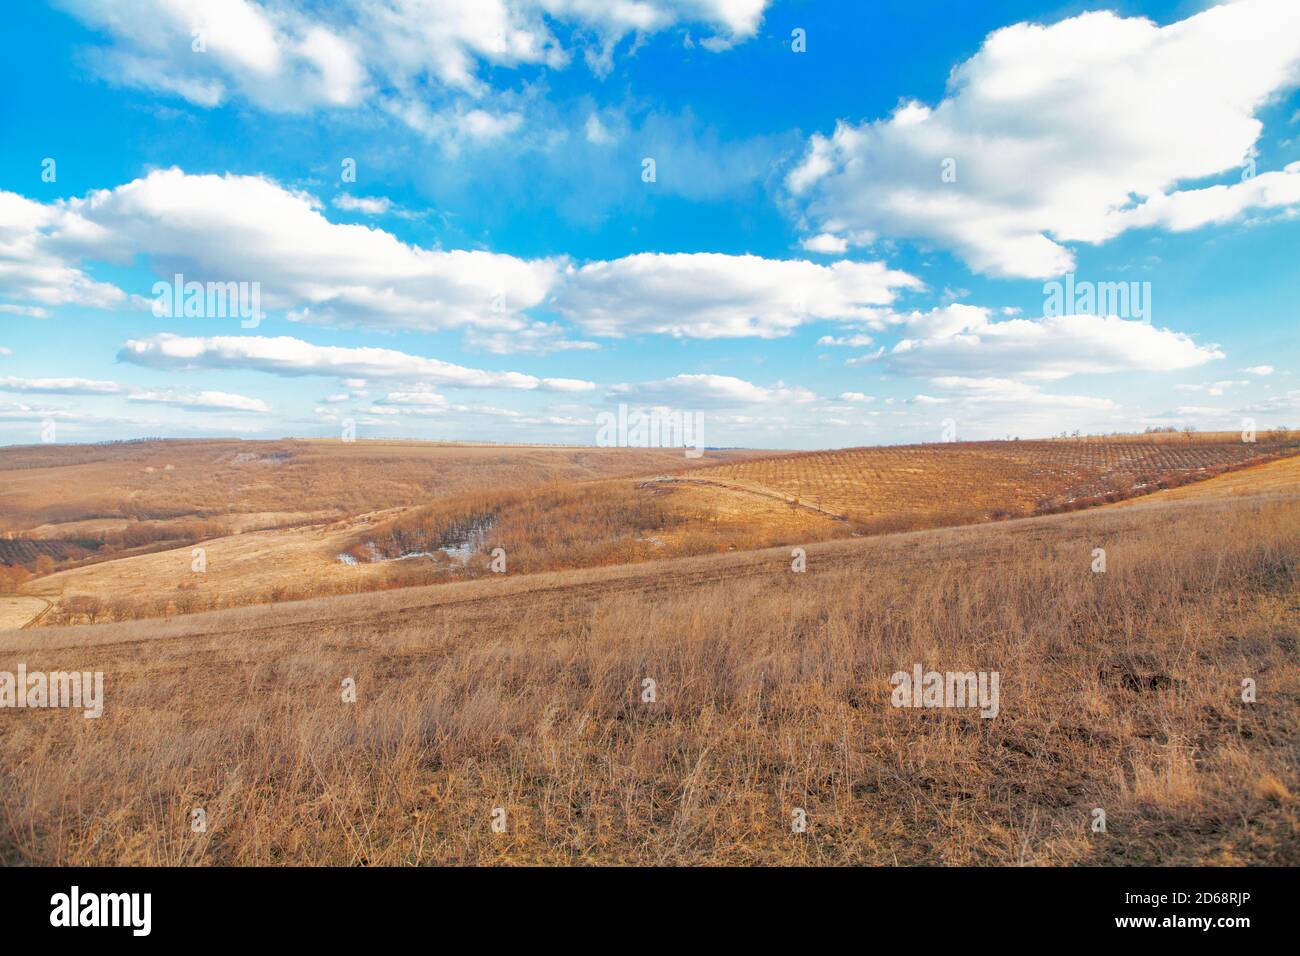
[669, 434, 1300, 530]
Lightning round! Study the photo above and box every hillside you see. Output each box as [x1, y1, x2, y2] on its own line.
[665, 433, 1300, 530]
[0, 439, 764, 533]
[11, 435, 1298, 626]
[1, 478, 1295, 865]
[0, 440, 770, 619]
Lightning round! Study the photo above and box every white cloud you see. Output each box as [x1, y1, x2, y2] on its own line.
[838, 392, 874, 403]
[62, 168, 561, 334]
[788, 1, 1300, 277]
[62, 0, 368, 110]
[608, 373, 816, 408]
[800, 233, 848, 254]
[584, 113, 615, 145]
[0, 304, 50, 318]
[1242, 389, 1300, 416]
[885, 306, 1222, 380]
[1175, 379, 1249, 397]
[0, 191, 128, 311]
[7, 170, 926, 351]
[1244, 365, 1275, 375]
[8, 171, 922, 351]
[0, 401, 141, 427]
[0, 376, 122, 394]
[462, 322, 599, 355]
[388, 101, 524, 147]
[1102, 162, 1300, 237]
[845, 347, 886, 366]
[117, 332, 596, 392]
[375, 387, 449, 411]
[367, 391, 589, 427]
[125, 388, 271, 412]
[58, 0, 769, 136]
[556, 253, 921, 338]
[332, 194, 393, 215]
[929, 376, 1117, 410]
[0, 375, 269, 411]
[818, 334, 874, 347]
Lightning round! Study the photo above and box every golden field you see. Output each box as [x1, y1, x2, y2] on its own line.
[0, 448, 1296, 865]
[0, 438, 762, 531]
[0, 440, 771, 621]
[675, 432, 1299, 528]
[4, 434, 1294, 627]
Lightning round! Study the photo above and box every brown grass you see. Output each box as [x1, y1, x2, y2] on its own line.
[680, 434, 1300, 525]
[16, 437, 1300, 627]
[2, 440, 769, 620]
[0, 438, 762, 533]
[1, 485, 1295, 865]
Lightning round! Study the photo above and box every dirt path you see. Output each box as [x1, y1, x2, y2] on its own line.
[0, 595, 53, 630]
[643, 475, 850, 520]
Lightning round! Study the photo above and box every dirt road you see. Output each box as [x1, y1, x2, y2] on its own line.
[0, 595, 52, 630]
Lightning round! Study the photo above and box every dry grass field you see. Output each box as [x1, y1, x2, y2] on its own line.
[674, 433, 1299, 529]
[6, 435, 1298, 627]
[21, 480, 843, 625]
[0, 438, 761, 532]
[1114, 450, 1300, 506]
[0, 456, 1296, 865]
[0, 440, 770, 622]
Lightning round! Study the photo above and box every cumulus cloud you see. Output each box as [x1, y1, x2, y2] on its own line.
[1244, 365, 1275, 375]
[0, 191, 128, 311]
[0, 401, 139, 427]
[818, 334, 874, 347]
[462, 322, 599, 355]
[332, 194, 393, 215]
[65, 168, 562, 334]
[556, 253, 921, 338]
[0, 304, 50, 318]
[928, 376, 1117, 410]
[1242, 389, 1300, 415]
[0, 375, 269, 411]
[884, 306, 1222, 380]
[800, 233, 848, 254]
[608, 373, 817, 408]
[61, 0, 368, 109]
[1175, 379, 1249, 397]
[57, 0, 769, 137]
[0, 376, 122, 394]
[117, 332, 596, 392]
[374, 387, 449, 411]
[907, 376, 1129, 439]
[4, 169, 921, 351]
[388, 102, 525, 147]
[366, 402, 588, 427]
[1102, 162, 1300, 237]
[125, 388, 271, 412]
[788, 1, 1300, 277]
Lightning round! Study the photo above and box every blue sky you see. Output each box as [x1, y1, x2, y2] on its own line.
[0, 0, 1297, 448]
